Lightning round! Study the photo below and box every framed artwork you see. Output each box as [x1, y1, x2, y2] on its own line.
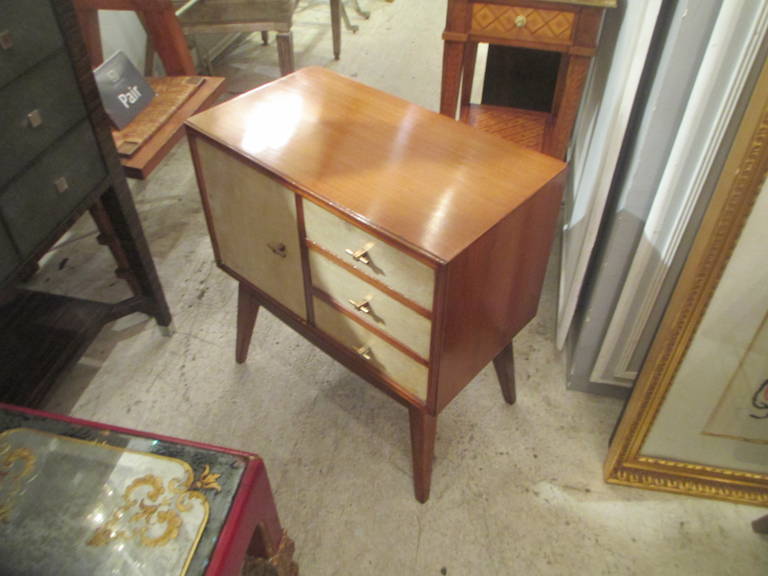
[604, 55, 768, 506]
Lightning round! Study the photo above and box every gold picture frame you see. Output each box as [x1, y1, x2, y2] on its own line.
[604, 56, 768, 506]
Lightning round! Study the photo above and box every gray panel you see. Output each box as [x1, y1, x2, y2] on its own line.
[567, 0, 721, 394]
[0, 0, 64, 88]
[0, 121, 105, 256]
[0, 51, 87, 189]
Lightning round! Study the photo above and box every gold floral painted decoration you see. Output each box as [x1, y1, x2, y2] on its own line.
[88, 465, 221, 548]
[0, 440, 37, 523]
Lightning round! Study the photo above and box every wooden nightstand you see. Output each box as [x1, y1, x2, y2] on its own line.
[440, 0, 616, 159]
[186, 67, 566, 502]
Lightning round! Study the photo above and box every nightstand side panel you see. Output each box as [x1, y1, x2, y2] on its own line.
[435, 171, 564, 412]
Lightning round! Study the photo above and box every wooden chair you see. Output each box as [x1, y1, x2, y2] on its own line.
[71, 0, 226, 294]
[171, 0, 342, 76]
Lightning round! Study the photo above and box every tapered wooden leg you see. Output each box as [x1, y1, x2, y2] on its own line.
[236, 283, 260, 364]
[330, 0, 341, 60]
[458, 41, 478, 122]
[546, 54, 590, 159]
[440, 40, 465, 119]
[409, 406, 436, 503]
[276, 32, 295, 76]
[493, 342, 516, 405]
[261, 31, 269, 45]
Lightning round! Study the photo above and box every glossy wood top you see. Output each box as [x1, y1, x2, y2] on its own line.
[186, 67, 566, 262]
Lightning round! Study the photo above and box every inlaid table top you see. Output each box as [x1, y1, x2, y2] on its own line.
[0, 406, 247, 576]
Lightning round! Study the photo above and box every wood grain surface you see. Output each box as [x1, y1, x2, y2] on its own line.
[186, 67, 566, 263]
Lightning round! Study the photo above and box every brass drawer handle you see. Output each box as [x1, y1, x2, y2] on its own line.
[345, 241, 374, 265]
[515, 15, 527, 28]
[355, 345, 372, 361]
[27, 109, 43, 128]
[267, 242, 287, 258]
[53, 176, 69, 195]
[348, 296, 372, 315]
[0, 30, 12, 51]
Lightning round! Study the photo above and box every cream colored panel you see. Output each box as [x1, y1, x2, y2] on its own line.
[303, 200, 434, 311]
[310, 250, 431, 360]
[314, 298, 428, 401]
[196, 138, 306, 319]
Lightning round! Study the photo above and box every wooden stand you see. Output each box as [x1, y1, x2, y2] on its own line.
[440, 0, 615, 159]
[188, 68, 565, 502]
[0, 0, 172, 405]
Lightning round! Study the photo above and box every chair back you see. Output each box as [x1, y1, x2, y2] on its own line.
[73, 0, 196, 75]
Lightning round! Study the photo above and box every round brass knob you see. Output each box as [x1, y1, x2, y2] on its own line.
[515, 15, 527, 28]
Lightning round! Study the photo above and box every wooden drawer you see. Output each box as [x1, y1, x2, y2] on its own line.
[0, 51, 88, 189]
[313, 297, 429, 401]
[303, 200, 435, 311]
[195, 138, 307, 319]
[0, 121, 105, 255]
[470, 3, 575, 46]
[309, 249, 432, 360]
[0, 221, 20, 281]
[0, 0, 64, 88]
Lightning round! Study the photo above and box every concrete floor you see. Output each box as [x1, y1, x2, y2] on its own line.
[28, 1, 767, 574]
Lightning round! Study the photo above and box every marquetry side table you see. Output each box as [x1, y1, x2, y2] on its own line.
[440, 0, 616, 159]
[0, 403, 297, 576]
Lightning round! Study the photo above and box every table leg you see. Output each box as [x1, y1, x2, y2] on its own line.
[276, 32, 295, 76]
[546, 54, 590, 160]
[492, 342, 516, 405]
[89, 198, 142, 296]
[98, 185, 172, 327]
[409, 406, 436, 503]
[440, 40, 465, 119]
[236, 283, 260, 364]
[330, 0, 341, 59]
[459, 41, 478, 122]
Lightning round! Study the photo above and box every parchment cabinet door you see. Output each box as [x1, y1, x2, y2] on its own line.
[195, 138, 307, 319]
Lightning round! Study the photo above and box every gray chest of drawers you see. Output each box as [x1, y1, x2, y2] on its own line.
[0, 0, 171, 405]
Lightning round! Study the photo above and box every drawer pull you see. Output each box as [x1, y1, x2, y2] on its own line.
[27, 109, 43, 128]
[345, 241, 374, 265]
[348, 296, 373, 315]
[0, 31, 12, 51]
[267, 242, 287, 258]
[515, 15, 527, 28]
[53, 176, 69, 195]
[355, 345, 372, 361]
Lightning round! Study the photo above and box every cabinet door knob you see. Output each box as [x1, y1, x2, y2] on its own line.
[53, 176, 69, 195]
[267, 242, 287, 258]
[0, 30, 12, 51]
[355, 345, 372, 361]
[515, 15, 527, 28]
[27, 109, 43, 128]
[345, 241, 374, 265]
[348, 296, 372, 315]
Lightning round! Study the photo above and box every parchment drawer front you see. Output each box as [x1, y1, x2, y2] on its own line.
[471, 4, 575, 46]
[0, 51, 88, 189]
[0, 121, 105, 255]
[309, 250, 431, 360]
[314, 297, 428, 401]
[0, 221, 20, 281]
[196, 138, 306, 319]
[303, 200, 434, 311]
[0, 0, 64, 88]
